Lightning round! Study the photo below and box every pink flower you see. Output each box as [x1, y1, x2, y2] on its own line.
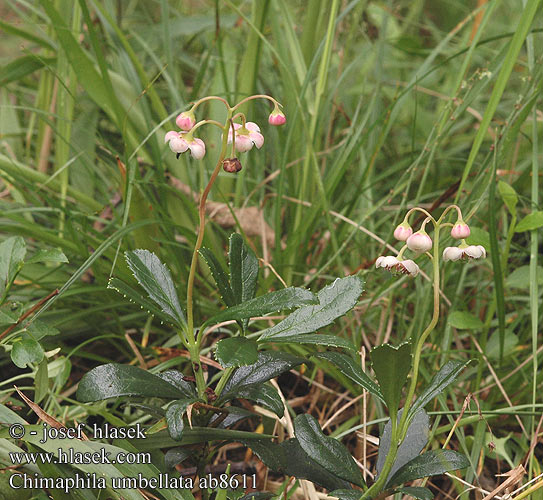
[406, 231, 433, 253]
[175, 111, 196, 131]
[451, 222, 470, 239]
[393, 223, 413, 241]
[376, 256, 419, 277]
[268, 109, 286, 126]
[164, 131, 206, 160]
[443, 245, 486, 262]
[227, 122, 264, 152]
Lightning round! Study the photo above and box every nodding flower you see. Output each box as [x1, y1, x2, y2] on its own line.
[376, 256, 420, 277]
[175, 111, 196, 131]
[406, 230, 433, 254]
[451, 221, 471, 239]
[393, 222, 413, 241]
[443, 244, 486, 262]
[227, 122, 264, 152]
[164, 131, 206, 160]
[268, 107, 286, 126]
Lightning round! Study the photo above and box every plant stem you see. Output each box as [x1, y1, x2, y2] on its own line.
[186, 109, 233, 398]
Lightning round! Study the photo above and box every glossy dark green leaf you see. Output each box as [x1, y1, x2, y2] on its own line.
[76, 364, 189, 402]
[387, 450, 470, 488]
[408, 361, 470, 421]
[164, 447, 192, 469]
[377, 409, 429, 483]
[371, 343, 411, 417]
[259, 276, 364, 339]
[215, 337, 259, 368]
[206, 287, 317, 326]
[199, 247, 236, 307]
[329, 490, 362, 500]
[394, 486, 434, 500]
[210, 406, 253, 429]
[229, 233, 259, 305]
[156, 370, 197, 398]
[240, 438, 351, 491]
[166, 399, 196, 441]
[268, 334, 356, 350]
[295, 414, 365, 487]
[11, 338, 44, 368]
[125, 250, 186, 326]
[0, 236, 26, 299]
[231, 383, 284, 417]
[315, 352, 383, 402]
[26, 248, 68, 264]
[221, 351, 304, 396]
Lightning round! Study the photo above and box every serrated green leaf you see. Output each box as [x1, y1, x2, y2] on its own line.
[215, 337, 259, 368]
[0, 236, 26, 300]
[497, 181, 518, 216]
[125, 250, 185, 327]
[229, 233, 259, 305]
[26, 248, 68, 264]
[231, 383, 284, 417]
[329, 490, 362, 500]
[295, 414, 365, 487]
[387, 450, 470, 487]
[371, 343, 412, 417]
[11, 338, 44, 368]
[164, 447, 192, 469]
[313, 351, 383, 401]
[377, 409, 429, 484]
[221, 351, 304, 397]
[448, 311, 483, 330]
[108, 277, 175, 325]
[515, 211, 543, 232]
[166, 399, 197, 441]
[199, 247, 236, 307]
[76, 364, 190, 402]
[268, 334, 356, 350]
[394, 486, 434, 500]
[408, 361, 470, 420]
[259, 276, 364, 339]
[206, 287, 317, 326]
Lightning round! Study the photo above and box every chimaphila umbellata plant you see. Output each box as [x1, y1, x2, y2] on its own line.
[73, 94, 477, 499]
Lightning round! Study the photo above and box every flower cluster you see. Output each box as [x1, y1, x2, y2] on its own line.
[376, 206, 486, 278]
[163, 102, 286, 164]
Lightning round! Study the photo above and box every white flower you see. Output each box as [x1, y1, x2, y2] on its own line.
[406, 231, 433, 253]
[227, 122, 264, 152]
[443, 245, 486, 262]
[164, 131, 206, 159]
[376, 256, 419, 277]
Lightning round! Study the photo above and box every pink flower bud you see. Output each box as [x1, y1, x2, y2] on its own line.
[406, 231, 433, 253]
[176, 111, 196, 131]
[268, 108, 286, 126]
[451, 222, 470, 239]
[393, 223, 413, 241]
